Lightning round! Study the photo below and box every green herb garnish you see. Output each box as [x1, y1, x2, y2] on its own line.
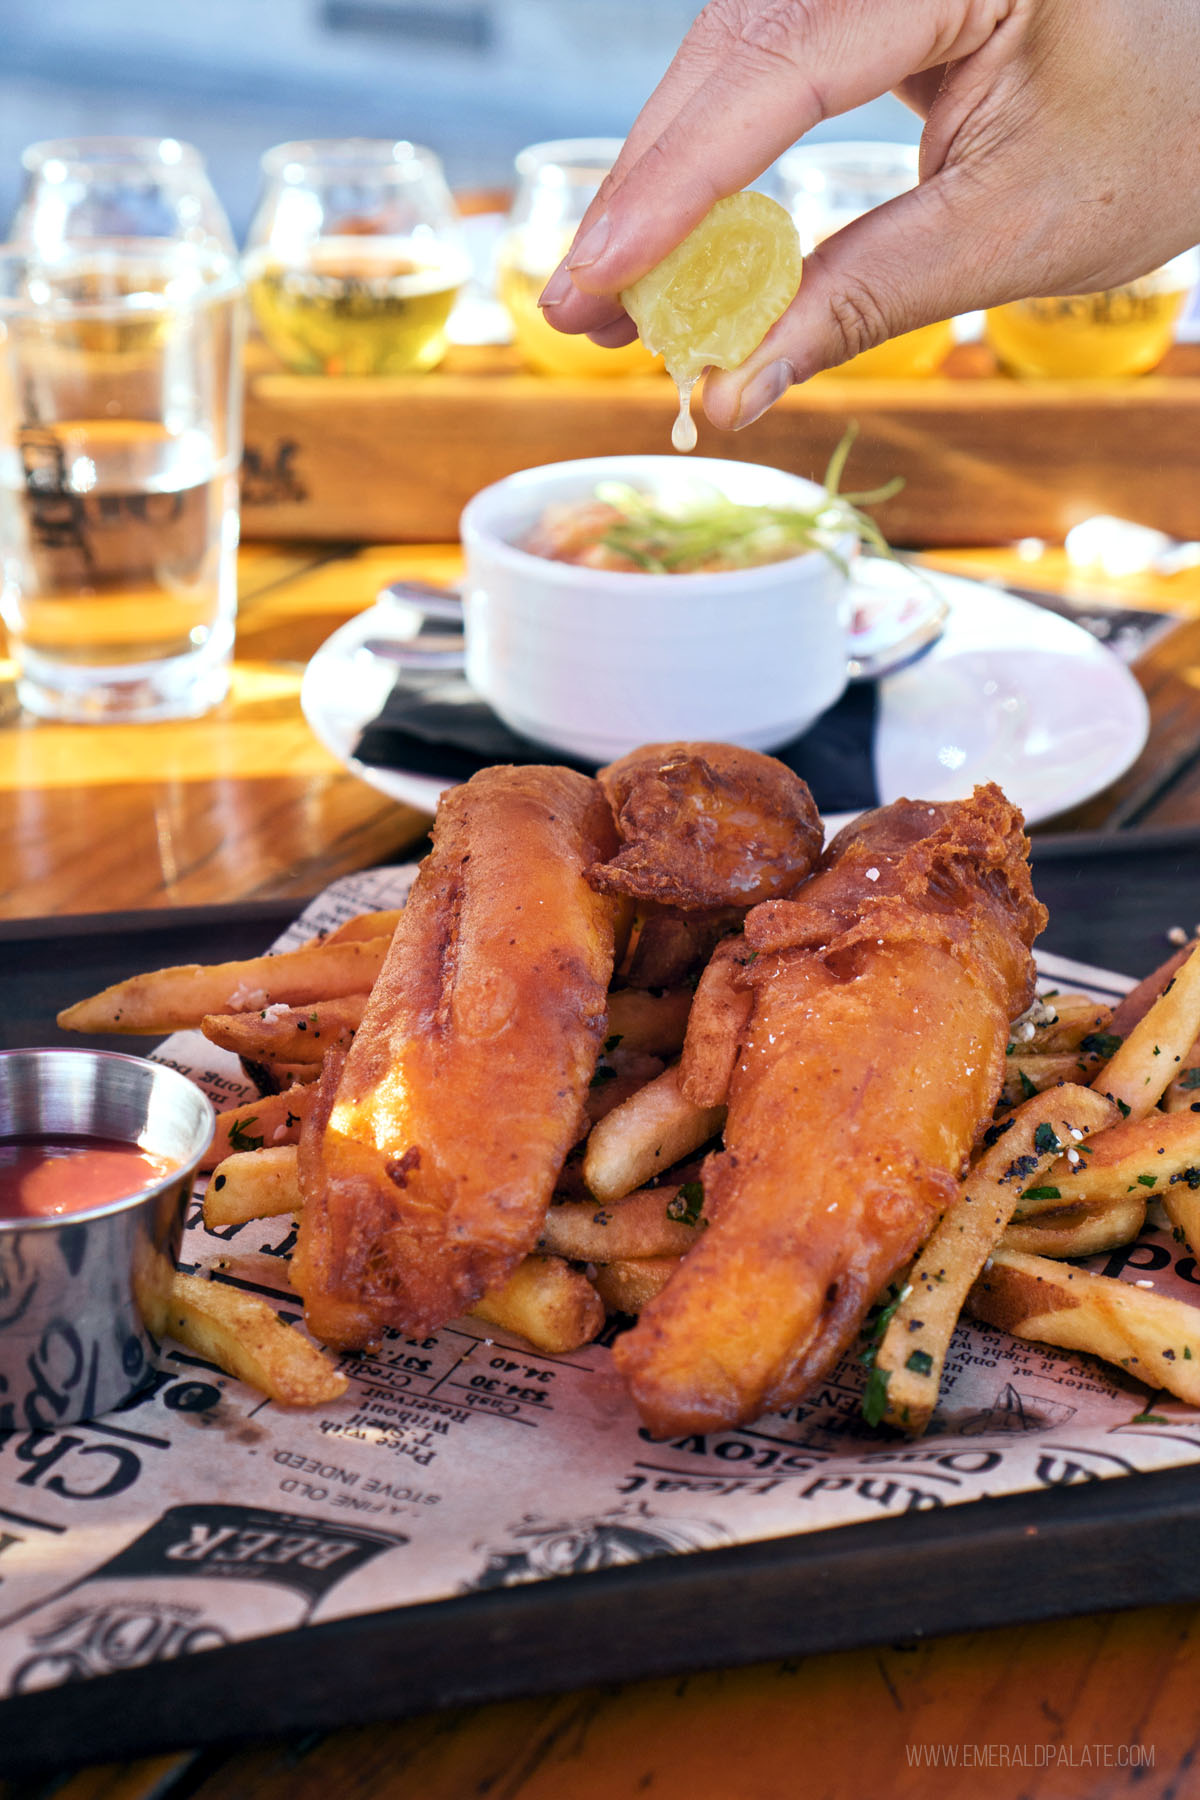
[592, 427, 903, 577]
[1033, 1123, 1062, 1156]
[1021, 1185, 1062, 1202]
[1081, 1031, 1124, 1060]
[906, 1349, 934, 1378]
[666, 1180, 705, 1227]
[228, 1118, 264, 1155]
[860, 1281, 910, 1367]
[862, 1365, 892, 1427]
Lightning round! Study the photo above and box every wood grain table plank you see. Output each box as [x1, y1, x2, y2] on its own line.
[101, 1606, 1198, 1800]
[0, 545, 439, 921]
[0, 1752, 196, 1800]
[240, 341, 1200, 547]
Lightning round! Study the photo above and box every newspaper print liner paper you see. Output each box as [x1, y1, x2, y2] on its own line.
[2, 867, 1199, 1699]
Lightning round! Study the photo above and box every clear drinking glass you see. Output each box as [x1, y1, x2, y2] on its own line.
[775, 141, 954, 377]
[0, 244, 245, 722]
[243, 139, 471, 376]
[496, 139, 659, 377]
[9, 137, 237, 260]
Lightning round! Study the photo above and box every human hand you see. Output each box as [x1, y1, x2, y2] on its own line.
[539, 0, 1200, 427]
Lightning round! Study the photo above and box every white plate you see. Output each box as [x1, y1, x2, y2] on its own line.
[301, 566, 1149, 828]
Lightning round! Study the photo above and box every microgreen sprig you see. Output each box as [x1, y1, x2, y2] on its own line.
[594, 424, 902, 576]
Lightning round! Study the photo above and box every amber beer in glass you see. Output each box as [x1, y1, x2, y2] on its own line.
[776, 141, 954, 378]
[496, 139, 659, 378]
[984, 257, 1196, 378]
[244, 140, 470, 376]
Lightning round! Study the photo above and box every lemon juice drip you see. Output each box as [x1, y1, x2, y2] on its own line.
[670, 379, 699, 452]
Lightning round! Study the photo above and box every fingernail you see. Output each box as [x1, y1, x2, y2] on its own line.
[538, 264, 573, 308]
[566, 213, 610, 270]
[732, 359, 794, 428]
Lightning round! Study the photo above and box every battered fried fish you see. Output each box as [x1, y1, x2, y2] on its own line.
[590, 741, 823, 911]
[612, 784, 1046, 1437]
[292, 764, 620, 1345]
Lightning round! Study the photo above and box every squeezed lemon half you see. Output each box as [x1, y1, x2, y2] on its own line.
[620, 190, 803, 450]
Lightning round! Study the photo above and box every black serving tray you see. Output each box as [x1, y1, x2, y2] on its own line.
[2, 827, 1200, 1775]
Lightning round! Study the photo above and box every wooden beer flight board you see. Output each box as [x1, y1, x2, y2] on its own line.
[240, 339, 1200, 548]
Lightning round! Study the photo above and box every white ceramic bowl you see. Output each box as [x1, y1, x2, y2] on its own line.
[459, 456, 855, 764]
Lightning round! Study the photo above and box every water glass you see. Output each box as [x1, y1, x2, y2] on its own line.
[244, 139, 470, 375]
[775, 141, 954, 377]
[0, 244, 244, 722]
[496, 139, 659, 377]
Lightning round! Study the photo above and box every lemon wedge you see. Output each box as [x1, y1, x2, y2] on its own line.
[620, 191, 803, 450]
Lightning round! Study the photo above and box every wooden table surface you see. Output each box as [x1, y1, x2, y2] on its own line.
[3, 536, 1200, 1799]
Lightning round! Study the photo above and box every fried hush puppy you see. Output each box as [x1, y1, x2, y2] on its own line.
[291, 764, 620, 1346]
[612, 783, 1046, 1437]
[590, 740, 824, 910]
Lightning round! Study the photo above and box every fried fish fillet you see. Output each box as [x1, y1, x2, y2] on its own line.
[612, 783, 1046, 1436]
[291, 764, 619, 1345]
[590, 741, 823, 910]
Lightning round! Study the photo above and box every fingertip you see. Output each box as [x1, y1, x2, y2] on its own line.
[704, 358, 795, 431]
[537, 263, 573, 310]
[586, 316, 638, 348]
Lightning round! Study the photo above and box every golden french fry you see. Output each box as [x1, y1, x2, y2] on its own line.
[58, 937, 391, 1036]
[997, 1051, 1097, 1108]
[1164, 1038, 1200, 1113]
[584, 1050, 667, 1129]
[321, 908, 404, 946]
[605, 986, 694, 1056]
[679, 936, 753, 1107]
[1093, 942, 1200, 1121]
[583, 1063, 725, 1203]
[132, 1238, 176, 1340]
[1013, 1109, 1200, 1214]
[244, 1059, 324, 1092]
[468, 1255, 604, 1353]
[203, 1083, 317, 1172]
[875, 1085, 1117, 1434]
[966, 1246, 1200, 1405]
[1109, 939, 1198, 1038]
[1001, 1195, 1146, 1258]
[592, 1255, 682, 1315]
[165, 1271, 347, 1406]
[1007, 993, 1113, 1054]
[538, 1183, 703, 1262]
[204, 1145, 302, 1228]
[202, 995, 367, 1065]
[1163, 1180, 1200, 1263]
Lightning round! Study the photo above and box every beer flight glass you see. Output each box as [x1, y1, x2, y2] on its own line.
[496, 138, 659, 377]
[243, 139, 471, 376]
[983, 254, 1197, 378]
[1, 138, 245, 722]
[775, 140, 955, 378]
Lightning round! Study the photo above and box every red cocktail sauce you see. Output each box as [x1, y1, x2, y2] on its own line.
[0, 1136, 178, 1221]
